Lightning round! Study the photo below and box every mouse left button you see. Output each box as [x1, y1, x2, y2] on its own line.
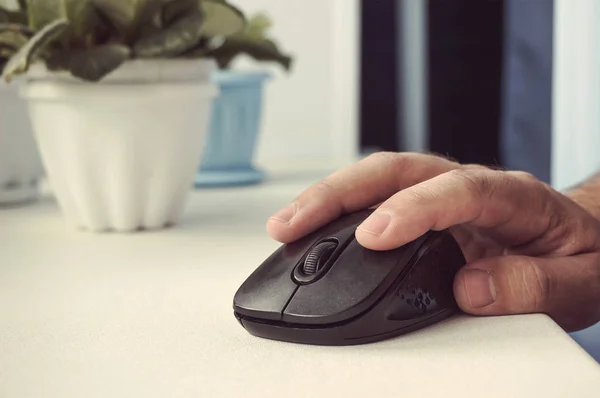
[233, 246, 303, 321]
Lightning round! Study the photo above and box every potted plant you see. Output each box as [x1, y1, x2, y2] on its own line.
[0, 0, 44, 206]
[0, 0, 247, 231]
[194, 12, 292, 187]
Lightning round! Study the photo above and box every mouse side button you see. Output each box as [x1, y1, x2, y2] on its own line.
[384, 230, 466, 321]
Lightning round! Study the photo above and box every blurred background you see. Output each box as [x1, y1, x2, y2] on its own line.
[238, 0, 599, 188]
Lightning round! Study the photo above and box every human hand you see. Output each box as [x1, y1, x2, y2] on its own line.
[266, 152, 600, 332]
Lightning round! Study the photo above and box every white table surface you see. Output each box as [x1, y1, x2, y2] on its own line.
[1, 166, 600, 398]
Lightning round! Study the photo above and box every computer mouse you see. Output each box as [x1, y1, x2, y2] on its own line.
[233, 209, 466, 346]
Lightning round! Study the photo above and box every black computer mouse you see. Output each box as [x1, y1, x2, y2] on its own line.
[233, 209, 466, 346]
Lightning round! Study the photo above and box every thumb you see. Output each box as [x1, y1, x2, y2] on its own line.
[452, 253, 600, 332]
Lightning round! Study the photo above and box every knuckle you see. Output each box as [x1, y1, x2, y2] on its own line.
[377, 151, 411, 173]
[509, 170, 538, 183]
[294, 177, 344, 216]
[461, 164, 492, 172]
[295, 178, 337, 204]
[307, 179, 341, 205]
[364, 151, 414, 184]
[447, 168, 489, 199]
[365, 150, 440, 171]
[453, 167, 519, 206]
[314, 178, 335, 193]
[365, 151, 405, 166]
[403, 185, 438, 205]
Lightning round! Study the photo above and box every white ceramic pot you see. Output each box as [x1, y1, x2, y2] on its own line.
[0, 81, 44, 206]
[20, 59, 218, 232]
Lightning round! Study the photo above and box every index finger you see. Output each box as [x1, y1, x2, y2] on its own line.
[266, 152, 460, 243]
[355, 167, 600, 255]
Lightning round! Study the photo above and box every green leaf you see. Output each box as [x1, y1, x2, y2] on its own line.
[181, 35, 220, 57]
[0, 7, 27, 24]
[133, 8, 204, 57]
[90, 0, 148, 33]
[45, 45, 131, 78]
[245, 13, 271, 40]
[200, 9, 292, 71]
[27, 0, 98, 39]
[66, 44, 130, 81]
[200, 0, 246, 37]
[126, 0, 195, 44]
[91, 0, 176, 37]
[161, 0, 197, 26]
[0, 42, 14, 54]
[1, 18, 69, 82]
[0, 44, 15, 68]
[0, 29, 28, 51]
[44, 48, 70, 70]
[207, 36, 292, 70]
[0, 22, 35, 36]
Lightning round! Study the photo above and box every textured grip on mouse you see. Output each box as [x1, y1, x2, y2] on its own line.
[384, 231, 465, 321]
[303, 241, 337, 275]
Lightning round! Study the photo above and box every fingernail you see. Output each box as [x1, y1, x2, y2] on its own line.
[463, 269, 496, 308]
[358, 211, 391, 236]
[270, 204, 296, 224]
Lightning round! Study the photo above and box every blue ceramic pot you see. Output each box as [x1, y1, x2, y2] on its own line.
[195, 70, 271, 187]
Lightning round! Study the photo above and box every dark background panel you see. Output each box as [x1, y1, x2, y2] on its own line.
[427, 0, 505, 166]
[359, 0, 400, 153]
[359, 0, 505, 166]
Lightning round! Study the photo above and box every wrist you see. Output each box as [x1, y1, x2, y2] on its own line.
[565, 188, 600, 221]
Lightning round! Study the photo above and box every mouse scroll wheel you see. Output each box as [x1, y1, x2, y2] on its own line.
[303, 241, 338, 275]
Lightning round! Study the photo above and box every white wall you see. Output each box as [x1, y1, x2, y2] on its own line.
[552, 0, 600, 190]
[0, 0, 18, 9]
[229, 0, 360, 164]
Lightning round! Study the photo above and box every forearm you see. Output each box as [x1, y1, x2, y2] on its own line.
[564, 172, 600, 220]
